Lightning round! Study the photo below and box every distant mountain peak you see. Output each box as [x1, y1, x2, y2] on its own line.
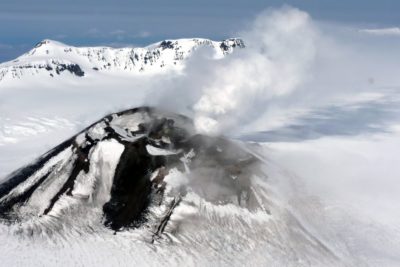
[34, 39, 65, 48]
[0, 38, 244, 83]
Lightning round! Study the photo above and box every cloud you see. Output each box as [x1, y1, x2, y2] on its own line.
[85, 28, 151, 41]
[0, 43, 13, 50]
[359, 27, 400, 36]
[109, 29, 126, 36]
[192, 7, 317, 134]
[143, 6, 400, 140]
[133, 31, 151, 38]
[53, 34, 67, 39]
[146, 6, 317, 135]
[86, 27, 101, 37]
[86, 28, 127, 40]
[109, 29, 127, 41]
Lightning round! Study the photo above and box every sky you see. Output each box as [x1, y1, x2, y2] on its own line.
[0, 0, 399, 62]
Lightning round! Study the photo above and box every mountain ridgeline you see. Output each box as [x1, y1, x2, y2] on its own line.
[0, 38, 244, 82]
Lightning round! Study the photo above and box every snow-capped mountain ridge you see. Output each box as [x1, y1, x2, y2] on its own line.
[0, 38, 244, 82]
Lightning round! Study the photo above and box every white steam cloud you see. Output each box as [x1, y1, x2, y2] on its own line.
[149, 7, 318, 135]
[148, 6, 400, 137]
[192, 7, 317, 134]
[360, 27, 400, 36]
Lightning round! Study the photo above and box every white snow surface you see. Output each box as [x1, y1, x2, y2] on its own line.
[146, 145, 181, 156]
[71, 139, 124, 203]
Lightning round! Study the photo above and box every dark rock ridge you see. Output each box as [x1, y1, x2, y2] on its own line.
[53, 63, 85, 76]
[0, 107, 261, 233]
[5, 61, 85, 77]
[220, 38, 245, 52]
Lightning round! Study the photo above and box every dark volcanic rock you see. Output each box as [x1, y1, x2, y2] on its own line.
[159, 40, 175, 50]
[55, 63, 85, 76]
[220, 38, 245, 53]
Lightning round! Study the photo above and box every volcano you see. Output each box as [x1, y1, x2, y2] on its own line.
[0, 108, 342, 265]
[0, 107, 263, 236]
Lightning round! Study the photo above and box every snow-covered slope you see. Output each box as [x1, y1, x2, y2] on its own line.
[0, 38, 244, 82]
